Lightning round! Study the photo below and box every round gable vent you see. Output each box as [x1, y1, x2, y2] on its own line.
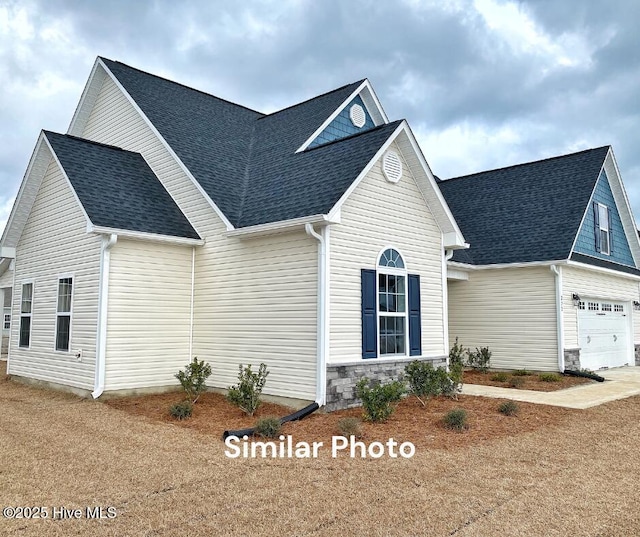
[349, 104, 366, 128]
[382, 150, 403, 183]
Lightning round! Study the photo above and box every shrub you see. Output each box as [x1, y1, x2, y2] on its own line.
[355, 378, 406, 423]
[337, 417, 363, 439]
[404, 361, 461, 405]
[490, 372, 509, 382]
[509, 376, 525, 388]
[447, 361, 464, 400]
[539, 372, 561, 383]
[449, 337, 469, 369]
[255, 416, 281, 438]
[498, 401, 519, 416]
[467, 346, 492, 372]
[169, 400, 193, 420]
[512, 369, 532, 376]
[443, 409, 468, 431]
[227, 363, 269, 416]
[175, 357, 212, 404]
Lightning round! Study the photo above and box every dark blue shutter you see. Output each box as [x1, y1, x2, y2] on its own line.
[607, 207, 613, 254]
[408, 274, 421, 356]
[361, 269, 377, 359]
[593, 202, 601, 252]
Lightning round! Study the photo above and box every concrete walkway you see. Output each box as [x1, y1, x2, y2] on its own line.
[461, 366, 640, 409]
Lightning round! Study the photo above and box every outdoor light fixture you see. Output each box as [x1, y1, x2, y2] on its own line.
[634, 301, 640, 311]
[572, 293, 581, 307]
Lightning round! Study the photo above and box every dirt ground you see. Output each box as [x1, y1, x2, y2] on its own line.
[2, 363, 639, 536]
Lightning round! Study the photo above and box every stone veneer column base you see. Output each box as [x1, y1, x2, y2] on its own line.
[324, 356, 447, 412]
[564, 348, 581, 371]
[635, 344, 640, 366]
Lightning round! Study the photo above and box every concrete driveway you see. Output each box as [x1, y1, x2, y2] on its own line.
[462, 366, 640, 409]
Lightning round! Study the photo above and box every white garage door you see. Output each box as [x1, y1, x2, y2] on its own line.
[578, 300, 630, 370]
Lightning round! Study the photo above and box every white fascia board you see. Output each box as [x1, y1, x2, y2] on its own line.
[566, 258, 640, 281]
[225, 214, 335, 238]
[96, 58, 235, 231]
[295, 80, 387, 154]
[0, 248, 16, 259]
[360, 80, 389, 124]
[448, 259, 568, 271]
[88, 225, 204, 246]
[1, 134, 51, 249]
[67, 58, 106, 136]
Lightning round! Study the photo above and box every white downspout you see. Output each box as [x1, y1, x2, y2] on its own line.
[189, 246, 195, 360]
[92, 233, 117, 398]
[442, 248, 454, 365]
[550, 264, 565, 372]
[305, 223, 328, 406]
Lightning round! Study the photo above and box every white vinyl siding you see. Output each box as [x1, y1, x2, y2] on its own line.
[104, 240, 193, 390]
[562, 265, 640, 348]
[9, 160, 101, 389]
[82, 71, 318, 400]
[330, 142, 445, 363]
[448, 267, 558, 371]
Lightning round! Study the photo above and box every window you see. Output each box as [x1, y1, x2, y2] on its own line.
[614, 304, 624, 313]
[378, 249, 407, 356]
[594, 203, 612, 255]
[601, 303, 612, 312]
[588, 302, 599, 311]
[55, 277, 72, 352]
[19, 283, 33, 348]
[578, 301, 585, 310]
[3, 314, 10, 330]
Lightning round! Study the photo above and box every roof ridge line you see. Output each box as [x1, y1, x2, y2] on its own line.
[257, 79, 367, 121]
[99, 57, 266, 116]
[444, 145, 611, 182]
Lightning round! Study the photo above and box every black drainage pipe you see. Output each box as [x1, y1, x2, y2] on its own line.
[222, 402, 320, 440]
[563, 369, 605, 382]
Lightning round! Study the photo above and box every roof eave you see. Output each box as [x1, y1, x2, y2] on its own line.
[88, 225, 204, 246]
[225, 214, 336, 239]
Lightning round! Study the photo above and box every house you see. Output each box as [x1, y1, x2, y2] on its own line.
[0, 57, 466, 411]
[439, 147, 640, 372]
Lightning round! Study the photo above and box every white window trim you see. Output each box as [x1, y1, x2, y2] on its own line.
[54, 274, 74, 353]
[19, 279, 34, 349]
[376, 248, 409, 358]
[597, 203, 610, 256]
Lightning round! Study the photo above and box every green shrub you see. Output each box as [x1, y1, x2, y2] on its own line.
[169, 400, 193, 420]
[508, 376, 525, 388]
[355, 378, 406, 423]
[337, 417, 363, 439]
[449, 337, 469, 369]
[490, 372, 509, 382]
[175, 357, 212, 404]
[512, 369, 532, 376]
[498, 401, 519, 416]
[443, 409, 468, 431]
[404, 361, 462, 405]
[255, 416, 281, 438]
[227, 363, 269, 416]
[467, 346, 492, 372]
[539, 372, 561, 383]
[447, 361, 464, 400]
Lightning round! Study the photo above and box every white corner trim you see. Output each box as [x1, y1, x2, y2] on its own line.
[189, 246, 195, 360]
[442, 242, 452, 358]
[88, 225, 204, 246]
[96, 58, 235, 231]
[550, 265, 565, 372]
[225, 214, 336, 238]
[295, 79, 387, 154]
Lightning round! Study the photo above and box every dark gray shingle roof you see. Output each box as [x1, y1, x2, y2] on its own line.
[45, 131, 200, 239]
[100, 58, 377, 228]
[439, 146, 610, 265]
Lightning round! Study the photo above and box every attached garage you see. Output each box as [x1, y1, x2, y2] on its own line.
[577, 299, 632, 370]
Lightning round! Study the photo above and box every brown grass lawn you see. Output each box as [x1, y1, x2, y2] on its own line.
[2, 362, 640, 536]
[463, 369, 595, 392]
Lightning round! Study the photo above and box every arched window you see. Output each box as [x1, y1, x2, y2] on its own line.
[377, 249, 407, 356]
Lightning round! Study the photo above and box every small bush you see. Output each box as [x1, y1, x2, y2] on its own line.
[498, 401, 519, 416]
[509, 376, 525, 388]
[170, 400, 193, 420]
[404, 361, 460, 404]
[175, 357, 212, 404]
[337, 417, 363, 439]
[449, 337, 469, 369]
[227, 363, 269, 416]
[512, 369, 532, 376]
[467, 346, 492, 372]
[443, 409, 468, 431]
[356, 378, 406, 423]
[539, 372, 561, 383]
[490, 372, 509, 382]
[255, 416, 281, 438]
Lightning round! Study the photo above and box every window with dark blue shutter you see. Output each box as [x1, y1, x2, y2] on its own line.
[408, 274, 421, 356]
[593, 201, 601, 252]
[361, 269, 377, 359]
[607, 207, 613, 254]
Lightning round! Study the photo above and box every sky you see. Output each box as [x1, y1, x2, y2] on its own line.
[1, 0, 640, 232]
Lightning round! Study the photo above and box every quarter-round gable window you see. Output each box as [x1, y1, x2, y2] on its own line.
[382, 151, 403, 183]
[379, 248, 405, 269]
[349, 104, 366, 128]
